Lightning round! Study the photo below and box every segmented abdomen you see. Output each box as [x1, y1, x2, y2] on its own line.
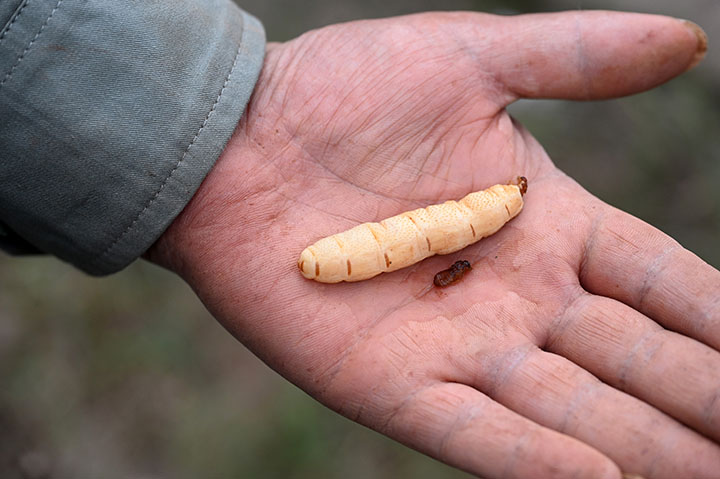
[298, 180, 525, 283]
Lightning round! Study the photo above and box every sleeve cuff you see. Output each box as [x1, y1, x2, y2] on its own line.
[0, 0, 266, 275]
[92, 10, 266, 275]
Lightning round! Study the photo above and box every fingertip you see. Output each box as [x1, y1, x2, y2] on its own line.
[555, 448, 622, 479]
[597, 461, 624, 479]
[561, 439, 623, 479]
[679, 19, 708, 71]
[508, 425, 622, 479]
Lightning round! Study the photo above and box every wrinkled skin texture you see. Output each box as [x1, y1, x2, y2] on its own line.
[148, 11, 719, 479]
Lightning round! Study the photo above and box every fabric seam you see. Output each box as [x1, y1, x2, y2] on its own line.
[0, 0, 30, 46]
[0, 0, 63, 89]
[96, 31, 246, 265]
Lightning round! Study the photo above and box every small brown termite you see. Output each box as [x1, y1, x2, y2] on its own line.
[516, 176, 528, 196]
[433, 260, 472, 287]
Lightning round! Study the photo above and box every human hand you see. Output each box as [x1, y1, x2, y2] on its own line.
[148, 11, 718, 478]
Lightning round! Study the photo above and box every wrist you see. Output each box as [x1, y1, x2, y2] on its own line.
[144, 45, 291, 280]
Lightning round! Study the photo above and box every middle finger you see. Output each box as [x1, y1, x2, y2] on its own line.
[454, 342, 720, 478]
[544, 292, 720, 442]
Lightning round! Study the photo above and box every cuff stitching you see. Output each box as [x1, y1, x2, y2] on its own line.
[96, 33, 245, 265]
[0, 0, 29, 45]
[0, 0, 63, 89]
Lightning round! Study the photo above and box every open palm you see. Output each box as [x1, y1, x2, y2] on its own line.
[150, 11, 719, 478]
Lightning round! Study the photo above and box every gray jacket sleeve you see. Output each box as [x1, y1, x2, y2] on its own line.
[0, 0, 265, 274]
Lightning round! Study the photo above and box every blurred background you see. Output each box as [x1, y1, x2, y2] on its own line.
[1, 0, 718, 477]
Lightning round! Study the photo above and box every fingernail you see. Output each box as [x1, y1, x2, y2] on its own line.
[680, 19, 708, 71]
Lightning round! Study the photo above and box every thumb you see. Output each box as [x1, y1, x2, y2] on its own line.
[478, 10, 707, 101]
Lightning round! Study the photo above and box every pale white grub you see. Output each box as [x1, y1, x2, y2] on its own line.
[298, 177, 527, 283]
